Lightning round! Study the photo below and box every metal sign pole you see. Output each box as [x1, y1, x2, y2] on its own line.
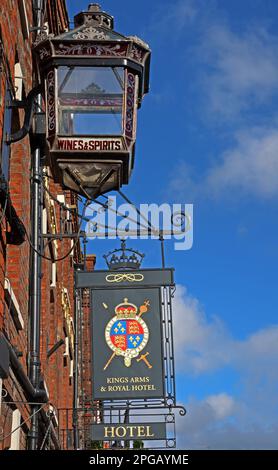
[73, 289, 81, 450]
[28, 0, 44, 451]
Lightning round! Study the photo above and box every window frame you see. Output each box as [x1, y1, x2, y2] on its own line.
[57, 66, 125, 136]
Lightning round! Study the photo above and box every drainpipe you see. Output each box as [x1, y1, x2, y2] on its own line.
[28, 0, 44, 450]
[2, 338, 60, 449]
[1, 334, 47, 402]
[73, 288, 81, 449]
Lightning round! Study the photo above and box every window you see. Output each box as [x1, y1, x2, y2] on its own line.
[50, 262, 57, 288]
[42, 207, 47, 234]
[57, 194, 73, 234]
[57, 66, 124, 135]
[10, 409, 21, 450]
[14, 62, 24, 100]
[4, 278, 24, 330]
[64, 336, 69, 357]
[1, 81, 13, 181]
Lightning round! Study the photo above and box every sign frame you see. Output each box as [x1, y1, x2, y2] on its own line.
[75, 268, 175, 289]
[90, 285, 166, 401]
[91, 421, 167, 441]
[73, 267, 185, 449]
[75, 268, 176, 406]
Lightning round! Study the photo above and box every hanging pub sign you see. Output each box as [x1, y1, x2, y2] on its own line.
[92, 286, 164, 400]
[75, 268, 175, 401]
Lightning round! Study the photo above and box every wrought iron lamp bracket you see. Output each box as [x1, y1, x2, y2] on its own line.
[29, 25, 48, 33]
[6, 84, 44, 144]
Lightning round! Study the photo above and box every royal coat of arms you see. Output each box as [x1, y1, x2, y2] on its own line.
[103, 298, 152, 369]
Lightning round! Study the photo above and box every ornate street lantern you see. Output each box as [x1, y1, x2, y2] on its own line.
[34, 3, 151, 198]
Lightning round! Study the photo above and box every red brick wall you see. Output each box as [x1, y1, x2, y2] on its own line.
[0, 0, 34, 449]
[81, 255, 96, 407]
[40, 185, 79, 428]
[0, 0, 80, 450]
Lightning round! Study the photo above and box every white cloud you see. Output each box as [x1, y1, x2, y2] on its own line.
[176, 398, 278, 449]
[206, 128, 278, 198]
[199, 25, 278, 119]
[164, 5, 278, 200]
[173, 285, 278, 449]
[156, 2, 278, 449]
[205, 393, 235, 419]
[154, 2, 278, 120]
[173, 285, 233, 373]
[152, 0, 199, 34]
[173, 284, 278, 376]
[169, 127, 278, 199]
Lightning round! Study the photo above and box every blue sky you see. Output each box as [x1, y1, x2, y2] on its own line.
[67, 1, 278, 449]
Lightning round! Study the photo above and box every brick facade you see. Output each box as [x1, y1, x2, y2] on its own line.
[0, 0, 34, 450]
[0, 1, 86, 450]
[77, 255, 95, 449]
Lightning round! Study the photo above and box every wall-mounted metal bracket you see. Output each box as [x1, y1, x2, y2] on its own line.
[29, 25, 48, 33]
[0, 174, 26, 245]
[42, 230, 87, 240]
[47, 339, 65, 359]
[6, 84, 43, 144]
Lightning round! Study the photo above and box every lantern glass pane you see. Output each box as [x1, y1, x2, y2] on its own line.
[57, 66, 124, 135]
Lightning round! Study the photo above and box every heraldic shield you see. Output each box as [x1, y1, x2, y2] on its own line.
[104, 298, 151, 368]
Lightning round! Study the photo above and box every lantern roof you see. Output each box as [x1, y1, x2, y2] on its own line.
[56, 24, 127, 42]
[46, 2, 150, 50]
[57, 3, 127, 42]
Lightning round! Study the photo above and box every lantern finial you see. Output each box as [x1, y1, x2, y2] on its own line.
[88, 4, 101, 12]
[74, 3, 113, 29]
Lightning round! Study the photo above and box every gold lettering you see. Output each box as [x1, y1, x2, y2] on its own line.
[130, 376, 150, 384]
[108, 385, 130, 392]
[137, 426, 146, 438]
[128, 426, 136, 438]
[103, 425, 156, 439]
[115, 426, 126, 438]
[107, 377, 129, 384]
[104, 427, 115, 438]
[146, 426, 155, 438]
[131, 384, 156, 391]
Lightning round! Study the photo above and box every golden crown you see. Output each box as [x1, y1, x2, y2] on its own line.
[115, 298, 138, 318]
